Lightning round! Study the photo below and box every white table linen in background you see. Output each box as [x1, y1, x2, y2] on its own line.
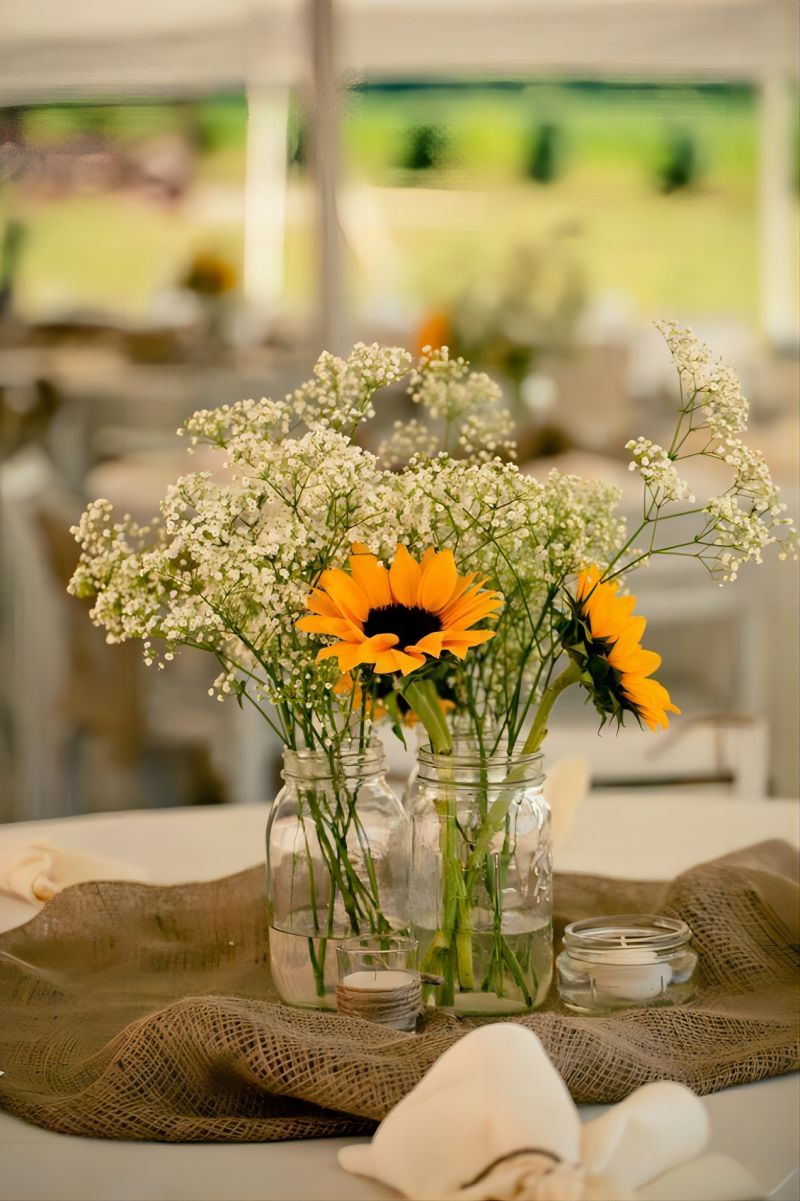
[0, 795, 797, 1201]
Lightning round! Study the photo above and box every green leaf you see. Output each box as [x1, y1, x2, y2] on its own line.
[384, 693, 408, 749]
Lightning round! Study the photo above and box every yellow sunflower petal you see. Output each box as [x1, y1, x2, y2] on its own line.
[373, 647, 425, 676]
[441, 590, 503, 629]
[604, 617, 647, 661]
[601, 593, 638, 632]
[609, 643, 661, 677]
[355, 633, 400, 662]
[407, 630, 445, 657]
[304, 588, 344, 619]
[317, 633, 399, 673]
[576, 566, 601, 601]
[440, 577, 495, 613]
[418, 548, 458, 613]
[389, 544, 422, 607]
[441, 631, 496, 659]
[318, 567, 370, 626]
[581, 575, 642, 643]
[621, 674, 681, 728]
[583, 583, 620, 639]
[349, 544, 392, 609]
[333, 672, 355, 695]
[627, 676, 680, 713]
[592, 596, 645, 645]
[295, 614, 362, 640]
[315, 643, 355, 665]
[443, 628, 496, 648]
[439, 570, 478, 611]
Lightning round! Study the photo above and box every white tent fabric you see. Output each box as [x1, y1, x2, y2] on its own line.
[0, 0, 796, 102]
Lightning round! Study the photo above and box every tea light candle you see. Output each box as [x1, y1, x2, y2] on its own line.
[587, 937, 673, 1001]
[336, 937, 421, 1032]
[342, 970, 417, 992]
[556, 915, 697, 1014]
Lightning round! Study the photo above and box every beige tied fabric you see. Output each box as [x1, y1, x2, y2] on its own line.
[0, 840, 797, 1143]
[338, 1025, 764, 1200]
[0, 839, 146, 905]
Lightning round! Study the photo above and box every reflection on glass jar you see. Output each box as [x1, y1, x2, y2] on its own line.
[266, 741, 410, 1010]
[407, 741, 553, 1016]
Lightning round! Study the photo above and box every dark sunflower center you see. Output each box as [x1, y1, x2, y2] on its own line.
[363, 603, 441, 647]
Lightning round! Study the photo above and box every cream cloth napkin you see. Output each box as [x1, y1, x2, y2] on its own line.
[339, 1025, 765, 1201]
[0, 840, 146, 906]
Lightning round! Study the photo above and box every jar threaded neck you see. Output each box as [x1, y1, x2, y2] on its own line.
[282, 741, 387, 783]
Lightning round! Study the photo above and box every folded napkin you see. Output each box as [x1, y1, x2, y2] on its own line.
[0, 840, 146, 906]
[339, 1025, 765, 1201]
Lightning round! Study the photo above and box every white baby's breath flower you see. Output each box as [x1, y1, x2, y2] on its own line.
[656, 320, 748, 441]
[289, 343, 411, 434]
[625, 437, 695, 504]
[406, 346, 517, 462]
[68, 329, 796, 749]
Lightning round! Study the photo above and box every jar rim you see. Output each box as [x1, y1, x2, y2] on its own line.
[563, 914, 692, 961]
[282, 739, 387, 780]
[416, 742, 544, 783]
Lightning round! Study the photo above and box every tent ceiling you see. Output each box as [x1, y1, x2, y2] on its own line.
[0, 0, 796, 102]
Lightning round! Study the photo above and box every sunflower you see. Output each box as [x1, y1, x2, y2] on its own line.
[297, 544, 502, 677]
[565, 566, 680, 731]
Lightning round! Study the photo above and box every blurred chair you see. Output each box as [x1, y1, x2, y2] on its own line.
[0, 444, 72, 820]
[0, 438, 229, 819]
[36, 510, 230, 814]
[544, 714, 769, 799]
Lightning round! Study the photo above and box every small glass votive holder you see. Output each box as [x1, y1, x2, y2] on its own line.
[335, 936, 421, 1032]
[556, 914, 698, 1014]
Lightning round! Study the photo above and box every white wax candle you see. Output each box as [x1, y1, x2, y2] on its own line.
[342, 970, 415, 992]
[588, 947, 672, 1001]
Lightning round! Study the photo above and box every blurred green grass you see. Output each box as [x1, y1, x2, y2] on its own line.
[2, 82, 796, 324]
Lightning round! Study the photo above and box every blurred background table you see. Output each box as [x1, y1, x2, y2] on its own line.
[0, 793, 798, 1201]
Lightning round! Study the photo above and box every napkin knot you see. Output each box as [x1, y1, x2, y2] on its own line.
[451, 1149, 632, 1201]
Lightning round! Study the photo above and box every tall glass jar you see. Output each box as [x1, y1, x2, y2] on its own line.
[266, 741, 409, 1010]
[408, 743, 552, 1016]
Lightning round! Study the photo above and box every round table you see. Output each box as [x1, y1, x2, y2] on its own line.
[1, 794, 798, 1201]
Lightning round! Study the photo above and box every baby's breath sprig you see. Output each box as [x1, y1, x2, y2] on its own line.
[615, 323, 796, 584]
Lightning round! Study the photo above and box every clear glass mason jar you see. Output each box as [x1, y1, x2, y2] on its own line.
[407, 742, 553, 1016]
[266, 742, 410, 1010]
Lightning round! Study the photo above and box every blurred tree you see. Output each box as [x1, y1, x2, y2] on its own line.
[524, 121, 561, 183]
[287, 106, 308, 171]
[658, 128, 699, 193]
[403, 124, 447, 171]
[0, 219, 25, 321]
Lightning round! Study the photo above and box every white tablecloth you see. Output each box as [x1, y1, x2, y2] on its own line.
[1, 794, 798, 1201]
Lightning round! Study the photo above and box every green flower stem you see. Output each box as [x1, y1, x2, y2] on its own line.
[521, 659, 582, 756]
[404, 679, 453, 755]
[463, 660, 580, 882]
[297, 777, 391, 999]
[406, 678, 478, 1000]
[408, 667, 577, 1010]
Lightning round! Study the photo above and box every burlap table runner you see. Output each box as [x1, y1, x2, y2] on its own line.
[0, 839, 797, 1142]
